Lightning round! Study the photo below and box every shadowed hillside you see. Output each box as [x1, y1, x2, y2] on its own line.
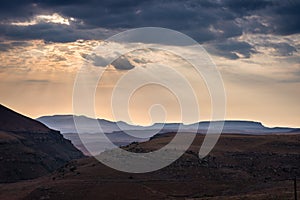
[0, 104, 84, 183]
[0, 132, 299, 199]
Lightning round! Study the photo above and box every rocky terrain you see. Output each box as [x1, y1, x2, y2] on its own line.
[0, 132, 299, 199]
[0, 104, 84, 183]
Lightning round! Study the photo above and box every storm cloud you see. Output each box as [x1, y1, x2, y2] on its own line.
[0, 0, 299, 59]
[206, 40, 257, 59]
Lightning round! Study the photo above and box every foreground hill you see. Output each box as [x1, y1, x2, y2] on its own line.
[1, 132, 299, 199]
[0, 104, 84, 183]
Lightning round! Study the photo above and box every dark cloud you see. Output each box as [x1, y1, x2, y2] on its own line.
[0, 22, 116, 42]
[0, 0, 299, 59]
[1, 0, 299, 41]
[0, 0, 241, 43]
[223, 0, 273, 15]
[206, 40, 257, 60]
[83, 53, 109, 67]
[0, 23, 82, 42]
[0, 1, 38, 19]
[10, 41, 31, 47]
[81, 53, 135, 70]
[112, 56, 135, 70]
[267, 1, 300, 35]
[0, 41, 31, 51]
[241, 1, 300, 36]
[0, 43, 11, 51]
[269, 42, 297, 56]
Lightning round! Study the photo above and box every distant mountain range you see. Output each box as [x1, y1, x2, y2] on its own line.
[36, 115, 299, 155]
[37, 115, 299, 135]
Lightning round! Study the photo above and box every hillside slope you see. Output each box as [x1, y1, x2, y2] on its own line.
[0, 104, 84, 183]
[0, 133, 299, 199]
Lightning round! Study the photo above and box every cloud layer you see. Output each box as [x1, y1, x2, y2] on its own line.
[0, 1, 299, 60]
[1, 1, 299, 40]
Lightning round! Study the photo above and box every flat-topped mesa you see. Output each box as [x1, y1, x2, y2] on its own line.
[37, 114, 298, 135]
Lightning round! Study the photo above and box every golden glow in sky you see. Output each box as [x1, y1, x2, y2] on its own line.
[0, 34, 299, 127]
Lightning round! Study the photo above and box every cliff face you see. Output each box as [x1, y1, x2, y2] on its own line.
[0, 104, 84, 183]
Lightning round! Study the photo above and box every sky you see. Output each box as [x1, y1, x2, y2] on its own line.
[0, 0, 299, 127]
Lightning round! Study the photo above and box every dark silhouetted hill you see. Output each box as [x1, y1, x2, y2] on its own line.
[0, 104, 84, 183]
